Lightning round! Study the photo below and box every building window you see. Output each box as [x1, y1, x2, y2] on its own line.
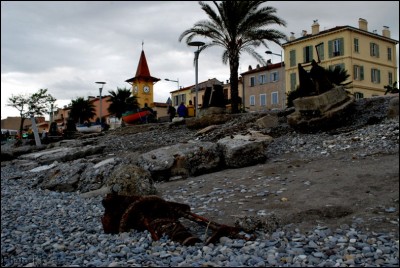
[370, 43, 379, 57]
[371, 68, 380, 83]
[353, 65, 364, 81]
[290, 73, 296, 91]
[250, 76, 256, 87]
[303, 45, 313, 63]
[290, 50, 296, 67]
[354, 38, 359, 53]
[271, 92, 279, 105]
[354, 92, 364, 100]
[329, 38, 344, 57]
[270, 72, 279, 82]
[387, 47, 392, 61]
[258, 74, 267, 84]
[249, 95, 255, 106]
[388, 72, 393, 85]
[260, 94, 267, 106]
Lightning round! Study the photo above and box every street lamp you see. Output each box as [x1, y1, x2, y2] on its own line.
[188, 41, 205, 117]
[266, 50, 284, 109]
[165, 78, 179, 90]
[265, 50, 283, 67]
[95, 81, 106, 124]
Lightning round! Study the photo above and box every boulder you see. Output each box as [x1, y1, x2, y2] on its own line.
[287, 86, 355, 133]
[106, 165, 157, 196]
[137, 141, 221, 181]
[255, 114, 279, 129]
[387, 96, 399, 119]
[217, 132, 273, 168]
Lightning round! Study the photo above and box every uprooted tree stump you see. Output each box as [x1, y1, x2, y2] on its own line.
[101, 193, 253, 245]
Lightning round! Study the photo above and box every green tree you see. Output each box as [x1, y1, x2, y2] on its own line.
[384, 82, 399, 95]
[107, 87, 140, 119]
[7, 88, 56, 137]
[68, 97, 96, 124]
[179, 1, 287, 113]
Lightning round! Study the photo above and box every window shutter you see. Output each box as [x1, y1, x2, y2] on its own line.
[276, 72, 279, 81]
[290, 50, 296, 67]
[378, 70, 381, 83]
[290, 73, 296, 91]
[370, 43, 373, 56]
[376, 44, 379, 58]
[353, 65, 357, 78]
[320, 43, 324, 60]
[310, 46, 314, 61]
[360, 66, 364, 80]
[328, 40, 333, 58]
[339, 38, 344, 56]
[371, 69, 374, 82]
[303, 47, 306, 63]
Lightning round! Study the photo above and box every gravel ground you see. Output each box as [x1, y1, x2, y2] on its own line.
[1, 109, 399, 267]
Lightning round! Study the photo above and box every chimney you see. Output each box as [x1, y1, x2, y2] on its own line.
[311, 19, 319, 35]
[266, 59, 272, 65]
[248, 65, 252, 71]
[382, 26, 391, 38]
[301, 30, 307, 37]
[289, 32, 295, 41]
[256, 64, 260, 69]
[358, 18, 368, 31]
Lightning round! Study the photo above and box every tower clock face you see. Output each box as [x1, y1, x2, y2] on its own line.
[143, 86, 150, 93]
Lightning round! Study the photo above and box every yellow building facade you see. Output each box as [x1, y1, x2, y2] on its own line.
[282, 18, 398, 99]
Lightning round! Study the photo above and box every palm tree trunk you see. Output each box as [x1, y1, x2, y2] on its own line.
[230, 59, 240, 114]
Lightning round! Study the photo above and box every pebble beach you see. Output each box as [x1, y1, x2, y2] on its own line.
[1, 117, 399, 267]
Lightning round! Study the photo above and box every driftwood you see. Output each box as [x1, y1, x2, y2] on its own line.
[101, 193, 254, 245]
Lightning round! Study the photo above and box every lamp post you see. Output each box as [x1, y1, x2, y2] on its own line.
[188, 41, 205, 117]
[95, 82, 106, 124]
[265, 50, 283, 67]
[165, 78, 179, 90]
[266, 50, 284, 109]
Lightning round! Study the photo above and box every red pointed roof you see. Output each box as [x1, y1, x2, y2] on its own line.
[125, 50, 160, 83]
[135, 50, 150, 77]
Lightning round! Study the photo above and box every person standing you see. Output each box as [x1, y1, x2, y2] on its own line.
[187, 100, 195, 117]
[167, 105, 176, 122]
[177, 102, 188, 118]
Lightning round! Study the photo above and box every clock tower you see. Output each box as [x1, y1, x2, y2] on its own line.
[125, 49, 160, 109]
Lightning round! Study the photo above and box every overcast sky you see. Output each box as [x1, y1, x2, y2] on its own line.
[2, 1, 399, 119]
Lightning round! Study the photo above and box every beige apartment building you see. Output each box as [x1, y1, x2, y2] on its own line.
[240, 61, 286, 111]
[282, 18, 398, 99]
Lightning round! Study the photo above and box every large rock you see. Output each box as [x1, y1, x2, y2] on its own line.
[255, 114, 279, 129]
[387, 96, 399, 119]
[217, 132, 273, 168]
[19, 145, 106, 164]
[287, 86, 355, 133]
[106, 165, 157, 196]
[137, 141, 221, 181]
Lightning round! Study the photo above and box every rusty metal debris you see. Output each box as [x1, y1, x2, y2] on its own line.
[101, 193, 255, 246]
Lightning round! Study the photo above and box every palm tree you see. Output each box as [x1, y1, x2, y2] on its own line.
[68, 97, 96, 124]
[179, 1, 287, 113]
[107, 87, 140, 119]
[325, 66, 352, 88]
